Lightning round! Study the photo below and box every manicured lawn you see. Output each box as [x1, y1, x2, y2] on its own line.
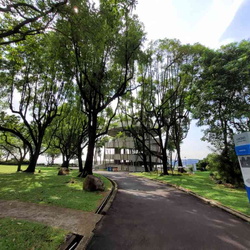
[133, 171, 250, 216]
[0, 217, 66, 250]
[0, 165, 112, 212]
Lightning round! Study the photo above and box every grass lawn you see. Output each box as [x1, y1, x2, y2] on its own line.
[0, 217, 67, 250]
[133, 171, 250, 216]
[0, 165, 112, 249]
[0, 165, 112, 212]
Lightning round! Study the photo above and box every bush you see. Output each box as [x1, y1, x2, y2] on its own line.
[0, 159, 29, 165]
[216, 148, 243, 186]
[202, 150, 243, 186]
[196, 159, 208, 171]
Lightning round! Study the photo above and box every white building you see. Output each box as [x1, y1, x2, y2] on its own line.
[103, 127, 162, 172]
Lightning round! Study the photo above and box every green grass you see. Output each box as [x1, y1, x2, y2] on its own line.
[0, 217, 67, 250]
[0, 165, 112, 212]
[133, 171, 250, 216]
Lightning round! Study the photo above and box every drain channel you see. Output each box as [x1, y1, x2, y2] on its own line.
[59, 233, 83, 250]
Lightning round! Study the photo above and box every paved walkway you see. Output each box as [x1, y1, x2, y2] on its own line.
[87, 172, 250, 250]
[0, 200, 102, 238]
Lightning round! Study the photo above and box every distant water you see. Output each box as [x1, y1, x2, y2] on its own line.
[172, 159, 200, 166]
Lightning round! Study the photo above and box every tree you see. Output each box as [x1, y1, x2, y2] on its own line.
[122, 39, 199, 175]
[191, 41, 250, 185]
[196, 158, 208, 171]
[119, 88, 154, 173]
[0, 130, 29, 172]
[43, 147, 60, 166]
[55, 0, 144, 176]
[0, 34, 65, 172]
[0, 0, 68, 45]
[46, 103, 88, 170]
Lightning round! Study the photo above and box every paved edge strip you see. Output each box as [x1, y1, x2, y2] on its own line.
[76, 177, 118, 250]
[135, 175, 250, 224]
[98, 177, 118, 215]
[95, 177, 118, 215]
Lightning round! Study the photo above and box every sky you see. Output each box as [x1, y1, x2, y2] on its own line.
[135, 0, 250, 159]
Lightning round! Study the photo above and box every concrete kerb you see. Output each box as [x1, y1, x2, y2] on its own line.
[75, 233, 94, 250]
[134, 175, 250, 224]
[76, 177, 118, 250]
[98, 177, 118, 215]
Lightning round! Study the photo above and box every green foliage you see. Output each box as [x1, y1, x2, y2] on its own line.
[196, 158, 209, 171]
[43, 147, 61, 165]
[0, 0, 68, 45]
[133, 172, 250, 216]
[0, 34, 66, 172]
[0, 131, 29, 170]
[121, 39, 203, 174]
[52, 0, 145, 174]
[0, 218, 66, 250]
[200, 152, 243, 186]
[0, 166, 112, 211]
[203, 153, 221, 171]
[190, 40, 250, 186]
[216, 149, 243, 186]
[191, 41, 250, 145]
[45, 103, 88, 167]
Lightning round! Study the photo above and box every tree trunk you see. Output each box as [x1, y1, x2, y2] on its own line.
[24, 135, 43, 173]
[77, 146, 83, 172]
[24, 150, 40, 173]
[148, 139, 153, 171]
[16, 162, 22, 172]
[162, 150, 169, 175]
[149, 159, 153, 172]
[222, 120, 229, 158]
[51, 155, 56, 165]
[142, 138, 149, 172]
[176, 144, 184, 173]
[79, 113, 97, 177]
[142, 153, 149, 172]
[177, 151, 183, 166]
[61, 158, 70, 168]
[80, 137, 94, 177]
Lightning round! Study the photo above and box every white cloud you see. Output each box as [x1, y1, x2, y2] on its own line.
[136, 0, 244, 48]
[191, 0, 244, 48]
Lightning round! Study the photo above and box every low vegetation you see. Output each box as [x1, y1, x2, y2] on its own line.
[0, 165, 112, 211]
[133, 171, 250, 216]
[0, 165, 112, 249]
[0, 217, 67, 250]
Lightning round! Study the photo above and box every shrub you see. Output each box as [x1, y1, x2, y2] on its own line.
[196, 159, 208, 171]
[203, 150, 243, 186]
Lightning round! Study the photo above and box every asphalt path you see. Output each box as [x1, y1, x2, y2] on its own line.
[87, 172, 250, 250]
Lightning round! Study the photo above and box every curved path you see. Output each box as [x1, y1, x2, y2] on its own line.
[88, 172, 250, 250]
[0, 200, 102, 238]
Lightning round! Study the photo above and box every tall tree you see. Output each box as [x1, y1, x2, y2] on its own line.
[119, 83, 154, 173]
[55, 0, 144, 176]
[0, 129, 29, 172]
[0, 34, 65, 172]
[192, 41, 250, 155]
[43, 146, 60, 166]
[123, 39, 199, 175]
[191, 41, 250, 184]
[47, 103, 88, 170]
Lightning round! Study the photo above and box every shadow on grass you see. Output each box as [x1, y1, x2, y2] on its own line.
[0, 167, 110, 212]
[0, 217, 66, 250]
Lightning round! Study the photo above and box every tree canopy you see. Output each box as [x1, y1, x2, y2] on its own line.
[0, 0, 249, 184]
[0, 0, 68, 45]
